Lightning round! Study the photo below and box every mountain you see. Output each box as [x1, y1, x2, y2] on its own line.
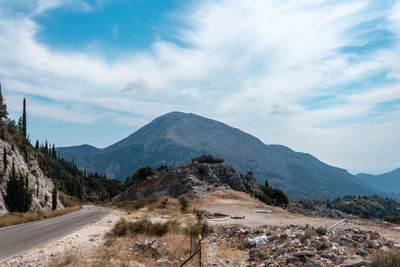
[357, 168, 400, 193]
[57, 111, 375, 200]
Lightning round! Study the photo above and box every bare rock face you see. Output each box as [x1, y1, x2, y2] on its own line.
[0, 139, 63, 215]
[119, 162, 262, 201]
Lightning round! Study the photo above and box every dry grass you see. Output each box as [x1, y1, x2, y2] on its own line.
[58, 191, 81, 207]
[216, 245, 248, 259]
[47, 249, 81, 267]
[43, 206, 82, 218]
[0, 206, 81, 228]
[0, 212, 41, 228]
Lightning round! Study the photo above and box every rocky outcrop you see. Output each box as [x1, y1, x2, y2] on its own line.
[288, 197, 358, 219]
[0, 139, 63, 215]
[119, 162, 262, 201]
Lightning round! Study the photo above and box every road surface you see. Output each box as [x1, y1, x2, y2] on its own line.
[0, 205, 110, 262]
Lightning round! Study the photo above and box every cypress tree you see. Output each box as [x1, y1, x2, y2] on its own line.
[0, 83, 8, 123]
[35, 140, 39, 151]
[22, 98, 27, 138]
[3, 147, 7, 172]
[51, 144, 56, 158]
[19, 173, 31, 212]
[5, 163, 19, 212]
[5, 162, 32, 212]
[52, 188, 57, 210]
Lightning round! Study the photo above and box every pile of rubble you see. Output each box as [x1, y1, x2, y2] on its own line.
[121, 240, 172, 266]
[206, 224, 398, 266]
[287, 197, 359, 220]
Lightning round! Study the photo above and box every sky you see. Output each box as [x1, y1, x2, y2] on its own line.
[0, 0, 399, 175]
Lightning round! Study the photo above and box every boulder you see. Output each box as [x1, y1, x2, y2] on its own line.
[299, 197, 315, 209]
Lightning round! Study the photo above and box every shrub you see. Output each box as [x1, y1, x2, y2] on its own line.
[384, 216, 400, 224]
[371, 249, 400, 267]
[316, 227, 327, 235]
[116, 197, 159, 211]
[299, 229, 316, 243]
[132, 166, 155, 181]
[108, 218, 169, 237]
[179, 197, 189, 211]
[191, 155, 224, 164]
[255, 192, 273, 205]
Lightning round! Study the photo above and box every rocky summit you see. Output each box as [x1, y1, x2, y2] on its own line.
[119, 161, 262, 201]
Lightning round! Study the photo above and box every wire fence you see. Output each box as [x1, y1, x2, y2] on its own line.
[179, 209, 208, 267]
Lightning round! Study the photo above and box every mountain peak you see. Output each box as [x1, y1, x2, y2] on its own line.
[57, 112, 375, 200]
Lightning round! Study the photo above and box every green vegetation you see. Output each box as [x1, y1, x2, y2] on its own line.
[52, 188, 57, 210]
[191, 154, 224, 164]
[178, 196, 189, 211]
[299, 229, 317, 243]
[35, 144, 122, 202]
[316, 226, 327, 235]
[327, 195, 400, 219]
[108, 218, 169, 237]
[256, 180, 289, 207]
[5, 162, 32, 212]
[384, 216, 400, 224]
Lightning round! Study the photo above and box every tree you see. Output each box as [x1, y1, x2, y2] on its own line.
[35, 140, 39, 151]
[5, 163, 19, 212]
[52, 187, 57, 210]
[5, 162, 31, 212]
[0, 82, 8, 123]
[3, 147, 7, 172]
[22, 98, 27, 138]
[51, 144, 56, 158]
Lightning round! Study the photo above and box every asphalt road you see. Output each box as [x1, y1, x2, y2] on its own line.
[0, 205, 110, 262]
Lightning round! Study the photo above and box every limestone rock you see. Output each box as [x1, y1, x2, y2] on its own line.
[0, 139, 63, 215]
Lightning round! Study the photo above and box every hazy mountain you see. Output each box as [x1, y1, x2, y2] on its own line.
[357, 168, 400, 193]
[57, 112, 375, 200]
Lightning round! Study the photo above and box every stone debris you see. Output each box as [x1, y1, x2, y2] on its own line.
[205, 223, 397, 267]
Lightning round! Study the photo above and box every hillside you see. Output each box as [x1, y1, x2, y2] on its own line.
[58, 112, 376, 200]
[0, 139, 63, 215]
[328, 195, 400, 219]
[357, 168, 400, 193]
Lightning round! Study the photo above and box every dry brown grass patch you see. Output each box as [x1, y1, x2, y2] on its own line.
[0, 206, 81, 228]
[0, 212, 41, 228]
[43, 206, 81, 219]
[216, 244, 248, 259]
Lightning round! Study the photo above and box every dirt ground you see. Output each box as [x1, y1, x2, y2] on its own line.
[198, 188, 400, 242]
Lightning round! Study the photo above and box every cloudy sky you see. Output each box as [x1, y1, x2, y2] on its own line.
[0, 0, 399, 174]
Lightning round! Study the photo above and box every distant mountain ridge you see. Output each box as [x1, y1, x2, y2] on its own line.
[57, 111, 376, 200]
[357, 168, 400, 193]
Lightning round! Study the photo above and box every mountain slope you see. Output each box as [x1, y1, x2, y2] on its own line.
[357, 168, 400, 193]
[57, 112, 375, 200]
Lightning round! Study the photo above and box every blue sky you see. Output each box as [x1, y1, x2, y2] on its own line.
[0, 0, 400, 174]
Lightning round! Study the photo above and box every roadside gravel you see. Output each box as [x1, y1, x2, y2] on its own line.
[0, 209, 124, 267]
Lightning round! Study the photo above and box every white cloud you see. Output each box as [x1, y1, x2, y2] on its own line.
[0, 0, 399, 172]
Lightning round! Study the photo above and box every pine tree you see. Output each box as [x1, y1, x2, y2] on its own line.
[52, 187, 57, 210]
[3, 147, 7, 172]
[0, 82, 8, 123]
[22, 98, 27, 138]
